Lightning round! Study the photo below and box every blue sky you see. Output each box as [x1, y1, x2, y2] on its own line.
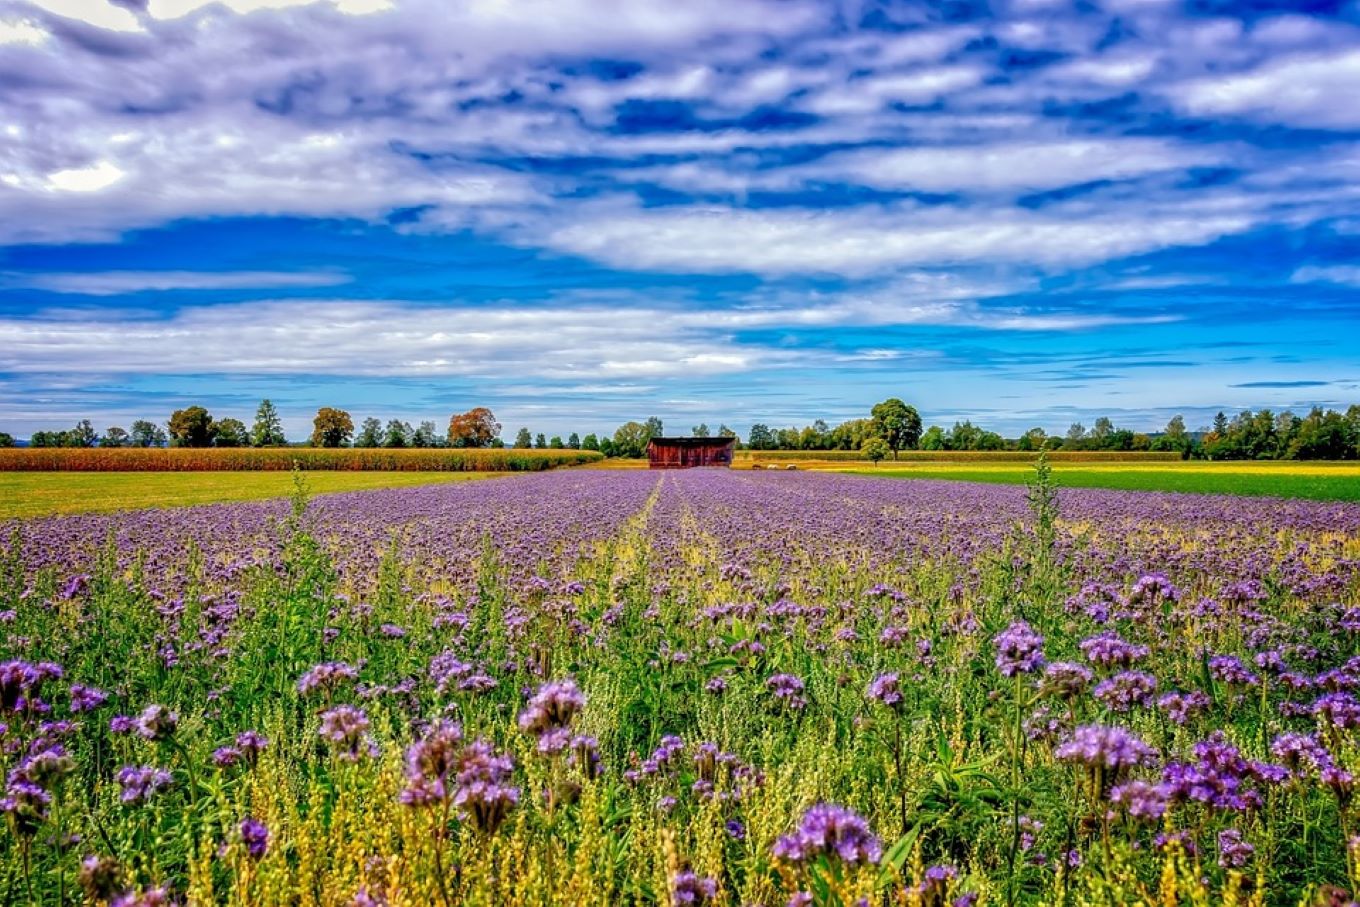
[1, 0, 1358, 440]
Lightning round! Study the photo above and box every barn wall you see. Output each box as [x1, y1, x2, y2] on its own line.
[647, 440, 735, 469]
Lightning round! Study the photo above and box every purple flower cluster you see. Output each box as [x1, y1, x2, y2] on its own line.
[399, 720, 464, 806]
[0, 660, 63, 713]
[867, 672, 903, 709]
[116, 765, 173, 805]
[518, 679, 585, 737]
[69, 683, 109, 713]
[670, 869, 717, 905]
[772, 803, 881, 866]
[1156, 690, 1212, 725]
[766, 673, 808, 711]
[994, 621, 1045, 677]
[240, 817, 268, 860]
[1054, 725, 1156, 773]
[135, 704, 178, 741]
[1040, 662, 1094, 699]
[1161, 733, 1287, 813]
[1093, 671, 1158, 713]
[319, 705, 378, 762]
[1108, 780, 1169, 821]
[2, 745, 74, 834]
[297, 662, 360, 697]
[1217, 829, 1254, 869]
[453, 740, 519, 834]
[1079, 632, 1149, 668]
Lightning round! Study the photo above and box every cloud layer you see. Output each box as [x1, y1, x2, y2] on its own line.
[2, 0, 1358, 434]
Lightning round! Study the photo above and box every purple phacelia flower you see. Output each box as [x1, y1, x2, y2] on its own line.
[1040, 662, 1093, 699]
[993, 621, 1045, 677]
[134, 704, 178, 742]
[1108, 780, 1169, 821]
[1093, 671, 1158, 713]
[766, 673, 808, 711]
[772, 803, 881, 866]
[1217, 829, 1254, 869]
[1313, 692, 1360, 730]
[518, 679, 585, 736]
[1054, 725, 1157, 773]
[116, 766, 173, 805]
[670, 869, 717, 905]
[77, 854, 124, 901]
[1156, 690, 1212, 725]
[240, 817, 268, 860]
[453, 739, 519, 834]
[69, 684, 109, 713]
[296, 662, 360, 696]
[867, 672, 903, 709]
[400, 720, 464, 806]
[1208, 655, 1259, 687]
[1079, 632, 1149, 668]
[318, 706, 377, 762]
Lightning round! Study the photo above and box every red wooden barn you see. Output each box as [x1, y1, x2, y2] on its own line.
[646, 437, 736, 469]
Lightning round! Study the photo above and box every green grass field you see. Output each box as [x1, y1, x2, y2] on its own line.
[0, 470, 496, 519]
[842, 460, 1360, 501]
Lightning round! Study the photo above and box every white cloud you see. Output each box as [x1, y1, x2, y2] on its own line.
[1291, 265, 1360, 288]
[0, 17, 48, 45]
[1175, 49, 1360, 129]
[814, 138, 1221, 194]
[0, 286, 1185, 384]
[26, 0, 143, 31]
[2, 270, 351, 294]
[45, 161, 125, 192]
[535, 200, 1253, 276]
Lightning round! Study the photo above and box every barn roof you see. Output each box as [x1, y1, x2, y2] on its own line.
[646, 437, 737, 446]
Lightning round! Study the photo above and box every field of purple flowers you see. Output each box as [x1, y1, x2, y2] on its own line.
[2, 467, 1360, 906]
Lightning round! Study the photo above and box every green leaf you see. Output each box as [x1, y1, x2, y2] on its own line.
[876, 826, 921, 887]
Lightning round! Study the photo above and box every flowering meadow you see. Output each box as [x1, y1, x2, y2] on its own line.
[2, 468, 1360, 906]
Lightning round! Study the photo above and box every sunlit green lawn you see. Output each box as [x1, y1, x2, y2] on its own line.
[0, 471, 498, 519]
[842, 461, 1360, 501]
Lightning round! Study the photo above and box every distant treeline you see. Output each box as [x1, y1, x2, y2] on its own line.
[738, 405, 1360, 461]
[0, 448, 601, 472]
[4, 400, 1359, 461]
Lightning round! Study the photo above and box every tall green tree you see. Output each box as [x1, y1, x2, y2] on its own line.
[747, 423, 774, 450]
[413, 421, 442, 448]
[612, 421, 651, 458]
[100, 426, 130, 448]
[214, 418, 249, 447]
[130, 420, 167, 448]
[869, 398, 922, 459]
[251, 399, 287, 447]
[169, 407, 215, 448]
[644, 416, 663, 439]
[513, 428, 533, 449]
[383, 420, 412, 448]
[354, 417, 383, 448]
[311, 407, 354, 448]
[692, 423, 710, 438]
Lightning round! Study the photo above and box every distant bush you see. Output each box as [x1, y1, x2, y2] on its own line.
[0, 447, 603, 472]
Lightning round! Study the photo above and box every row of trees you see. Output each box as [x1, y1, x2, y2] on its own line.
[729, 401, 1360, 461]
[7, 401, 1360, 461]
